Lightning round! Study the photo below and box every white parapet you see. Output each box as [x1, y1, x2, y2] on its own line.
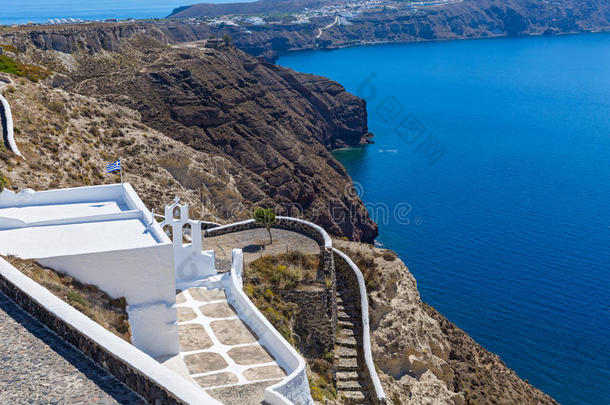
[0, 257, 221, 405]
[225, 249, 314, 405]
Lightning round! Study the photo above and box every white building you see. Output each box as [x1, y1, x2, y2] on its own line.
[0, 183, 178, 357]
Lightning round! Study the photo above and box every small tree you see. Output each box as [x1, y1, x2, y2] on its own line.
[222, 34, 232, 45]
[253, 207, 276, 244]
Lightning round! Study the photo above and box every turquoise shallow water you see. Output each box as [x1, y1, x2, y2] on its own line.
[279, 33, 610, 404]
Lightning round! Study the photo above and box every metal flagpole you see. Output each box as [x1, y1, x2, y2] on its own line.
[120, 158, 123, 183]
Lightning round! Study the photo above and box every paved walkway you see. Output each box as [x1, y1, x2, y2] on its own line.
[0, 292, 144, 405]
[163, 287, 286, 405]
[205, 228, 320, 272]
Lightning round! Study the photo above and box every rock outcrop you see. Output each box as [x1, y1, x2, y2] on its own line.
[333, 239, 557, 405]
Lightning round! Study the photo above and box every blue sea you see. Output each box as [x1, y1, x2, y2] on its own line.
[279, 33, 610, 405]
[0, 0, 253, 25]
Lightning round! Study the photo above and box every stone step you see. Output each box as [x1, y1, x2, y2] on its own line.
[336, 296, 354, 305]
[336, 371, 359, 381]
[338, 390, 367, 404]
[335, 346, 358, 359]
[338, 319, 356, 329]
[337, 311, 353, 321]
[336, 335, 358, 348]
[337, 379, 366, 391]
[339, 328, 355, 337]
[335, 358, 359, 372]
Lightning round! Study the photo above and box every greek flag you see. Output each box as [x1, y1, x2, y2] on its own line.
[106, 160, 121, 173]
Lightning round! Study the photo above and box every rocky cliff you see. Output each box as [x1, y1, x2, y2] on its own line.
[0, 25, 377, 241]
[167, 0, 610, 61]
[333, 240, 557, 405]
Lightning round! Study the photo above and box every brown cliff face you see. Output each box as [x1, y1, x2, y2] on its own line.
[0, 26, 378, 242]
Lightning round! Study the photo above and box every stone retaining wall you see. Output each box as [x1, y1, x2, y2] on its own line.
[0, 272, 187, 405]
[281, 284, 335, 356]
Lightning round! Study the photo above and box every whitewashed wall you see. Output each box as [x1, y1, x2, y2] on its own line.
[0, 184, 178, 358]
[38, 244, 179, 358]
[0, 92, 22, 157]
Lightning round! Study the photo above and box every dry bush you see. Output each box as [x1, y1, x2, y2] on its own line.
[247, 251, 318, 289]
[48, 100, 66, 115]
[336, 246, 382, 291]
[4, 256, 131, 341]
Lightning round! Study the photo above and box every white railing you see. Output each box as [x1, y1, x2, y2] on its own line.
[204, 215, 386, 403]
[225, 249, 313, 405]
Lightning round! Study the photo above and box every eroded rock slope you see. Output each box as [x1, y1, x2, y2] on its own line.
[0, 25, 377, 241]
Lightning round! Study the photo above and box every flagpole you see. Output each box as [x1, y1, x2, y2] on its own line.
[120, 158, 123, 184]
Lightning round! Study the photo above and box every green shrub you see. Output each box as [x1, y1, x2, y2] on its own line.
[310, 385, 324, 402]
[0, 54, 19, 76]
[48, 100, 66, 115]
[0, 174, 8, 192]
[0, 54, 51, 82]
[66, 291, 88, 308]
[0, 44, 20, 54]
[382, 250, 397, 261]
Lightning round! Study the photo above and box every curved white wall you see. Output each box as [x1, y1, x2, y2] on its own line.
[225, 249, 314, 405]
[0, 92, 22, 158]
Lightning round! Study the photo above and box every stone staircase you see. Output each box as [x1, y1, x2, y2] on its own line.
[335, 286, 369, 404]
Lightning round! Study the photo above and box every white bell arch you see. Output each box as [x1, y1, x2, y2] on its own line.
[161, 197, 216, 286]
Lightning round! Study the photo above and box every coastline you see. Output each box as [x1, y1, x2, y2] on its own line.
[278, 32, 610, 404]
[275, 28, 610, 60]
[1, 15, 608, 404]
